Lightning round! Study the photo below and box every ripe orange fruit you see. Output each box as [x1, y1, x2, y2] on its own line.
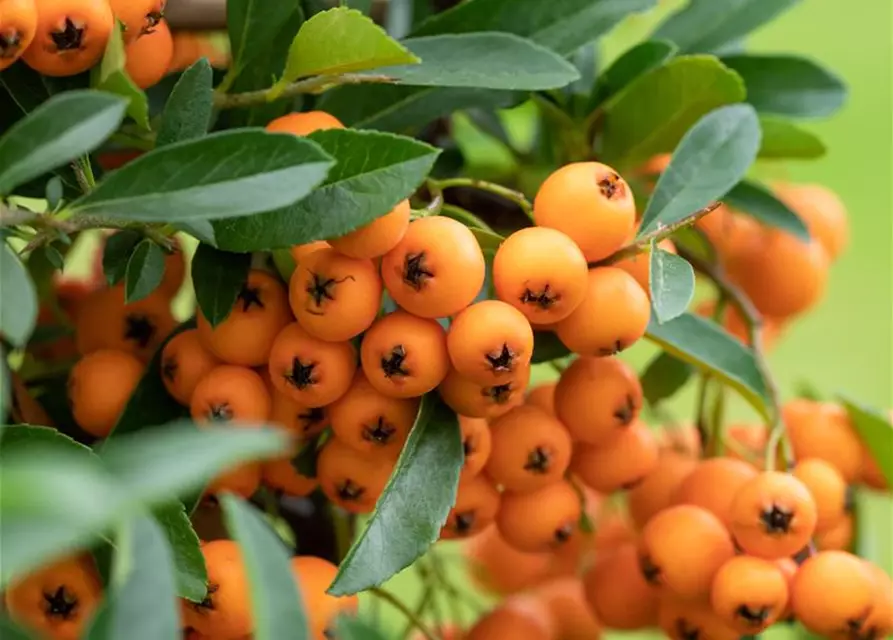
[775, 182, 849, 261]
[68, 349, 144, 437]
[160, 328, 221, 406]
[554, 267, 650, 356]
[197, 269, 293, 367]
[328, 371, 419, 457]
[792, 458, 847, 533]
[533, 162, 636, 262]
[466, 595, 555, 640]
[638, 504, 735, 601]
[267, 322, 357, 408]
[262, 455, 317, 497]
[267, 386, 329, 440]
[447, 300, 534, 385]
[657, 597, 740, 640]
[329, 200, 411, 260]
[459, 414, 492, 479]
[316, 436, 395, 514]
[381, 216, 486, 319]
[729, 471, 818, 559]
[815, 512, 854, 551]
[360, 310, 449, 398]
[182, 540, 252, 638]
[5, 554, 102, 640]
[289, 240, 330, 266]
[108, 0, 164, 42]
[464, 526, 552, 596]
[627, 451, 696, 529]
[123, 17, 171, 89]
[583, 543, 659, 630]
[291, 556, 359, 639]
[655, 423, 702, 458]
[496, 480, 580, 553]
[553, 356, 643, 445]
[204, 462, 261, 499]
[525, 382, 556, 416]
[23, 0, 113, 76]
[694, 204, 761, 262]
[438, 365, 528, 420]
[711, 555, 789, 633]
[265, 111, 345, 136]
[288, 248, 381, 342]
[723, 422, 768, 467]
[672, 457, 759, 528]
[441, 473, 500, 540]
[189, 365, 271, 425]
[0, 0, 38, 70]
[167, 30, 228, 72]
[485, 404, 572, 493]
[614, 238, 677, 296]
[492, 227, 588, 324]
[782, 399, 863, 483]
[533, 577, 601, 640]
[570, 420, 659, 493]
[861, 562, 893, 640]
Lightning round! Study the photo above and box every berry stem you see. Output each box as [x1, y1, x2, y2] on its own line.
[368, 586, 439, 640]
[213, 73, 396, 110]
[428, 177, 534, 220]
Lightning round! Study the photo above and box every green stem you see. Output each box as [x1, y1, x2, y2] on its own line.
[331, 506, 352, 562]
[401, 583, 434, 639]
[429, 177, 534, 220]
[696, 297, 728, 455]
[214, 73, 396, 110]
[369, 587, 438, 640]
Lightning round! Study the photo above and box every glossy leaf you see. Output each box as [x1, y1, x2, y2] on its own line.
[191, 244, 251, 326]
[724, 180, 810, 241]
[0, 242, 38, 348]
[411, 0, 656, 56]
[156, 59, 214, 147]
[645, 312, 769, 419]
[840, 396, 893, 488]
[600, 55, 746, 168]
[589, 39, 677, 108]
[758, 116, 826, 159]
[152, 503, 207, 602]
[70, 131, 334, 222]
[102, 230, 142, 285]
[212, 129, 439, 251]
[91, 23, 150, 130]
[649, 248, 695, 324]
[124, 240, 166, 303]
[328, 396, 463, 595]
[652, 0, 802, 54]
[640, 352, 695, 406]
[221, 494, 309, 639]
[639, 104, 761, 235]
[721, 54, 846, 118]
[227, 0, 304, 83]
[0, 91, 126, 196]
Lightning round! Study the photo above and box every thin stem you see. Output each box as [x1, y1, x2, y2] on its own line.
[214, 73, 396, 110]
[696, 297, 728, 455]
[331, 506, 352, 562]
[18, 211, 175, 253]
[427, 552, 463, 626]
[401, 583, 434, 639]
[429, 177, 534, 220]
[368, 587, 439, 640]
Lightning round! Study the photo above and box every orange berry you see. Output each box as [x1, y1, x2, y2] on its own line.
[485, 404, 572, 493]
[711, 555, 789, 634]
[638, 505, 735, 601]
[0, 0, 38, 70]
[316, 436, 394, 514]
[23, 0, 113, 76]
[525, 382, 556, 416]
[267, 386, 330, 440]
[583, 542, 659, 630]
[68, 349, 144, 437]
[627, 451, 696, 529]
[160, 329, 221, 405]
[360, 310, 449, 398]
[123, 17, 172, 89]
[570, 421, 659, 493]
[464, 526, 552, 596]
[694, 204, 761, 261]
[291, 556, 359, 639]
[441, 473, 500, 540]
[815, 512, 854, 552]
[723, 422, 768, 467]
[381, 216, 486, 319]
[107, 0, 164, 43]
[655, 423, 703, 458]
[266, 111, 345, 136]
[329, 200, 411, 259]
[492, 227, 588, 324]
[289, 248, 381, 342]
[657, 597, 740, 640]
[792, 458, 847, 533]
[205, 462, 261, 499]
[775, 182, 849, 261]
[861, 562, 893, 640]
[189, 365, 271, 425]
[591, 509, 636, 553]
[466, 595, 554, 640]
[672, 457, 759, 528]
[729, 471, 818, 559]
[533, 162, 636, 262]
[614, 238, 677, 296]
[775, 557, 799, 621]
[167, 30, 228, 72]
[533, 577, 602, 640]
[289, 240, 330, 265]
[554, 267, 650, 356]
[496, 480, 581, 553]
[262, 456, 317, 497]
[782, 399, 863, 483]
[267, 322, 357, 408]
[182, 540, 252, 638]
[438, 365, 528, 420]
[459, 414, 492, 479]
[553, 355, 643, 445]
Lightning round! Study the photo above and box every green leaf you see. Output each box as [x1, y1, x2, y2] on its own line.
[91, 23, 150, 130]
[152, 503, 207, 602]
[531, 330, 571, 364]
[645, 312, 769, 419]
[227, 0, 305, 84]
[0, 242, 38, 347]
[649, 248, 695, 324]
[639, 104, 761, 235]
[721, 54, 846, 119]
[212, 129, 439, 251]
[221, 494, 309, 640]
[640, 351, 695, 406]
[652, 0, 802, 54]
[0, 617, 34, 640]
[42, 244, 65, 270]
[589, 39, 677, 108]
[840, 396, 893, 489]
[102, 230, 142, 285]
[600, 55, 746, 169]
[191, 244, 251, 327]
[156, 59, 214, 147]
[0, 91, 126, 196]
[410, 0, 656, 56]
[758, 116, 826, 160]
[69, 130, 335, 222]
[124, 240, 166, 303]
[278, 7, 418, 87]
[724, 180, 810, 241]
[45, 176, 64, 210]
[328, 395, 463, 595]
[0, 350, 10, 429]
[334, 615, 388, 640]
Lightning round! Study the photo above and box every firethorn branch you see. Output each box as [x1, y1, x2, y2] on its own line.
[428, 177, 534, 220]
[368, 586, 438, 640]
[212, 73, 397, 110]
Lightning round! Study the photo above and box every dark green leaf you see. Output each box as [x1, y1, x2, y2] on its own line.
[649, 248, 695, 323]
[758, 116, 826, 160]
[840, 396, 893, 489]
[45, 176, 64, 210]
[724, 180, 810, 241]
[721, 54, 846, 119]
[91, 23, 150, 130]
[0, 91, 126, 196]
[102, 230, 142, 285]
[0, 349, 10, 427]
[639, 104, 761, 235]
[0, 617, 35, 639]
[227, 0, 305, 85]
[124, 240, 166, 303]
[347, 0, 373, 14]
[328, 396, 463, 595]
[640, 351, 695, 406]
[70, 130, 334, 222]
[156, 59, 214, 147]
[589, 39, 677, 108]
[191, 244, 251, 326]
[0, 424, 94, 456]
[531, 330, 572, 364]
[42, 244, 65, 271]
[221, 495, 309, 640]
[411, 0, 656, 56]
[600, 55, 746, 169]
[0, 242, 38, 347]
[652, 0, 802, 54]
[152, 503, 207, 602]
[645, 312, 769, 419]
[212, 129, 439, 251]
